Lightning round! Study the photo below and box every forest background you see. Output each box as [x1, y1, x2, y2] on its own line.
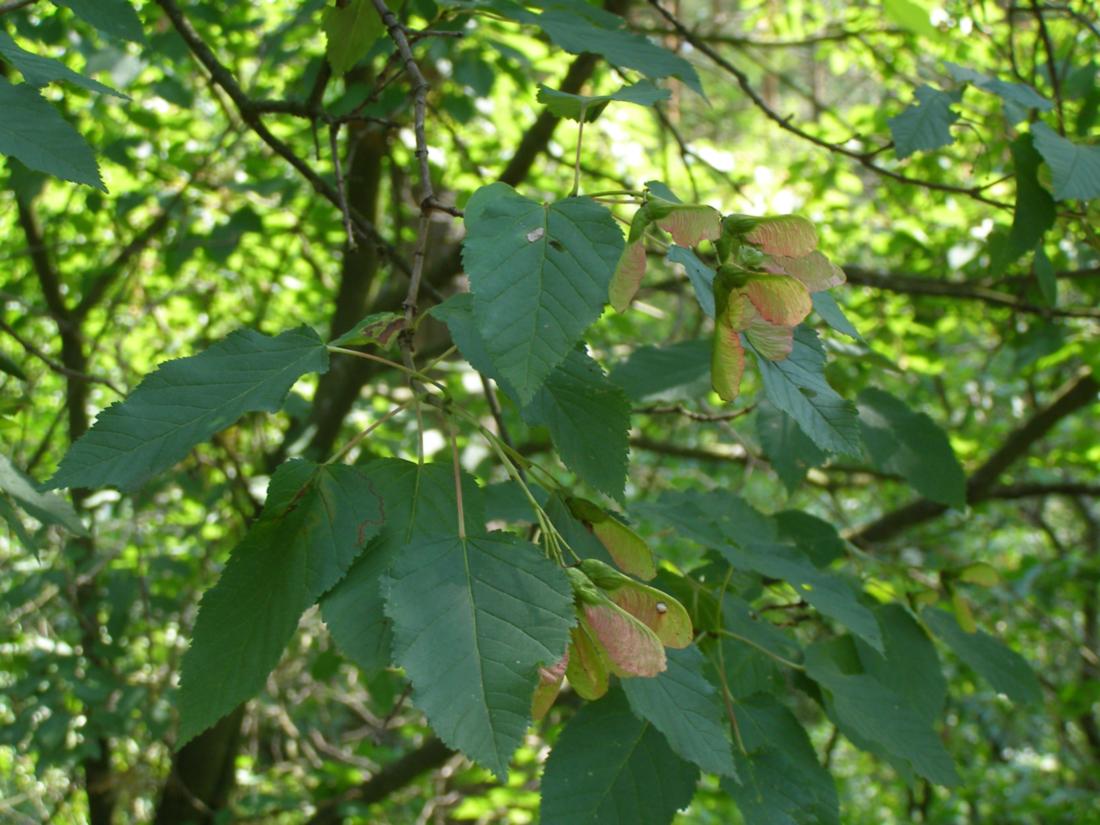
[1, 0, 1099, 823]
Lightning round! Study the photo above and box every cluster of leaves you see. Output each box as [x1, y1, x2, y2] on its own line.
[3, 0, 1098, 823]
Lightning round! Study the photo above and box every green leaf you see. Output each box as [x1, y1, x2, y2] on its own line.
[540, 686, 699, 825]
[922, 608, 1042, 704]
[774, 511, 845, 567]
[720, 542, 883, 653]
[1033, 244, 1057, 306]
[1004, 133, 1055, 264]
[0, 494, 38, 552]
[433, 294, 630, 500]
[888, 85, 960, 159]
[47, 326, 329, 491]
[666, 244, 716, 317]
[320, 460, 482, 674]
[722, 694, 839, 825]
[751, 327, 861, 456]
[805, 636, 959, 786]
[533, 8, 703, 95]
[324, 0, 385, 76]
[53, 0, 144, 43]
[756, 404, 826, 492]
[462, 183, 624, 401]
[811, 292, 864, 342]
[537, 80, 669, 122]
[609, 339, 711, 402]
[858, 604, 946, 724]
[857, 388, 966, 508]
[385, 533, 574, 778]
[1031, 122, 1100, 201]
[944, 61, 1052, 117]
[641, 489, 778, 550]
[525, 349, 630, 500]
[176, 460, 384, 745]
[622, 646, 737, 777]
[0, 454, 86, 536]
[719, 594, 804, 668]
[0, 32, 127, 98]
[882, 0, 938, 38]
[0, 78, 104, 190]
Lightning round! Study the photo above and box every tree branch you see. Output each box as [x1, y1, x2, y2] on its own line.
[851, 369, 1099, 544]
[844, 266, 1100, 320]
[152, 0, 411, 275]
[303, 737, 453, 825]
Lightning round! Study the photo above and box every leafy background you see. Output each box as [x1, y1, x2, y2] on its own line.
[1, 0, 1098, 823]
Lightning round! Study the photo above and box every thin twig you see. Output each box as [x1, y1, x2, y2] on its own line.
[329, 123, 357, 249]
[0, 319, 122, 394]
[0, 0, 36, 14]
[637, 403, 755, 422]
[1029, 0, 1066, 134]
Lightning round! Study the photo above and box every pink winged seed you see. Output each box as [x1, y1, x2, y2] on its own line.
[608, 239, 648, 311]
[582, 603, 666, 677]
[745, 215, 818, 257]
[742, 303, 795, 361]
[711, 318, 746, 402]
[744, 276, 813, 327]
[768, 251, 846, 292]
[655, 204, 722, 247]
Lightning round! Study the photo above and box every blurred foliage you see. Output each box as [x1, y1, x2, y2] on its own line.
[1, 0, 1098, 823]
